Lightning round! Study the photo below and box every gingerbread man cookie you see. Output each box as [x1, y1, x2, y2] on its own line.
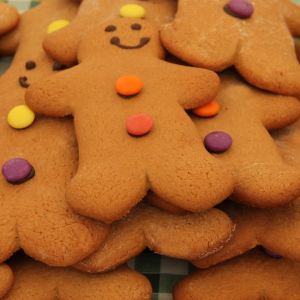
[3, 251, 152, 300]
[43, 0, 178, 66]
[26, 18, 235, 223]
[174, 247, 300, 300]
[0, 0, 110, 267]
[72, 201, 234, 273]
[190, 69, 300, 208]
[0, 264, 13, 299]
[0, 2, 19, 37]
[160, 0, 300, 95]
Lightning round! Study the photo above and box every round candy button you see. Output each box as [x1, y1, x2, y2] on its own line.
[228, 0, 254, 17]
[262, 247, 283, 259]
[47, 20, 70, 34]
[115, 75, 143, 96]
[204, 131, 232, 153]
[193, 100, 220, 117]
[7, 105, 35, 129]
[120, 4, 146, 18]
[126, 113, 153, 136]
[2, 158, 35, 184]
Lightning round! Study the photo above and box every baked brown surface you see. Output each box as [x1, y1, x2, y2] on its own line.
[160, 0, 300, 95]
[0, 2, 19, 37]
[174, 247, 300, 300]
[191, 69, 300, 208]
[2, 252, 152, 300]
[0, 264, 13, 299]
[43, 0, 178, 66]
[0, 0, 110, 266]
[73, 201, 234, 273]
[25, 18, 234, 223]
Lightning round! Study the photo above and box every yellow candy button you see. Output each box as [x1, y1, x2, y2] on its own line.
[47, 20, 70, 34]
[120, 4, 146, 18]
[7, 105, 35, 129]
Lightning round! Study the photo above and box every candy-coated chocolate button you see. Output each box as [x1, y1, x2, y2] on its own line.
[120, 4, 146, 18]
[7, 105, 35, 129]
[2, 158, 32, 183]
[193, 100, 220, 117]
[115, 75, 143, 96]
[126, 113, 153, 136]
[204, 131, 232, 153]
[47, 20, 70, 34]
[228, 0, 254, 17]
[262, 247, 283, 259]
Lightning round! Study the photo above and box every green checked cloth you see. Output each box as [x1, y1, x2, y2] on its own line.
[1, 0, 300, 299]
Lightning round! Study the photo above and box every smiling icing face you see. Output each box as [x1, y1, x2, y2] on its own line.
[77, 18, 166, 62]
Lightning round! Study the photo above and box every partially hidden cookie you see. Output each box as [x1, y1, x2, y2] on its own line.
[173, 247, 300, 300]
[0, 264, 13, 299]
[2, 251, 152, 300]
[43, 0, 178, 66]
[72, 201, 234, 273]
[0, 2, 19, 37]
[25, 18, 234, 223]
[0, 0, 110, 267]
[190, 69, 300, 208]
[160, 0, 300, 96]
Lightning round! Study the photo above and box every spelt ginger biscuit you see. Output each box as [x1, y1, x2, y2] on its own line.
[73, 201, 234, 273]
[174, 247, 300, 300]
[160, 0, 300, 96]
[0, 0, 110, 267]
[43, 0, 177, 66]
[25, 18, 234, 223]
[190, 69, 300, 208]
[2, 252, 152, 300]
[0, 2, 19, 37]
[0, 264, 13, 299]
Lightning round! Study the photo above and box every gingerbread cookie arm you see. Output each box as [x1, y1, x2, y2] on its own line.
[278, 0, 300, 36]
[160, 0, 239, 71]
[0, 29, 20, 56]
[0, 2, 19, 36]
[235, 16, 300, 95]
[73, 202, 234, 273]
[0, 264, 13, 299]
[25, 67, 81, 117]
[174, 248, 300, 300]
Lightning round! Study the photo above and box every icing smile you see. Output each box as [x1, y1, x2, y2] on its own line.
[110, 36, 150, 49]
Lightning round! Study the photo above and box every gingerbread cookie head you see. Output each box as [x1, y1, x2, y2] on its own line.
[0, 2, 19, 36]
[26, 18, 234, 223]
[160, 0, 300, 95]
[43, 0, 177, 66]
[78, 18, 165, 62]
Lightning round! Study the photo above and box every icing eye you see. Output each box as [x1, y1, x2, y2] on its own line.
[131, 23, 142, 30]
[26, 61, 36, 70]
[105, 25, 117, 32]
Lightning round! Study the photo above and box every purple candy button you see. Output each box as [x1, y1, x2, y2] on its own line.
[2, 158, 32, 182]
[262, 247, 283, 259]
[228, 0, 254, 17]
[204, 131, 232, 153]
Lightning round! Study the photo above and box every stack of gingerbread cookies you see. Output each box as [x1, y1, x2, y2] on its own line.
[0, 0, 300, 298]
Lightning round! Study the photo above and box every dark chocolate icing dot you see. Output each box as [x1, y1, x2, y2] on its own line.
[25, 61, 36, 70]
[105, 25, 117, 32]
[19, 76, 30, 88]
[131, 23, 142, 30]
[53, 61, 67, 71]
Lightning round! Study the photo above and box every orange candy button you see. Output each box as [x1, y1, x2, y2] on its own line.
[115, 75, 143, 96]
[193, 100, 220, 117]
[126, 113, 153, 136]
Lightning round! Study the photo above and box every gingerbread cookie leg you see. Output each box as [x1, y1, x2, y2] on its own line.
[72, 201, 234, 273]
[0, 264, 13, 299]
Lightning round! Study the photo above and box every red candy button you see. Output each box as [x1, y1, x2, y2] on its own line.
[115, 75, 143, 96]
[126, 113, 153, 136]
